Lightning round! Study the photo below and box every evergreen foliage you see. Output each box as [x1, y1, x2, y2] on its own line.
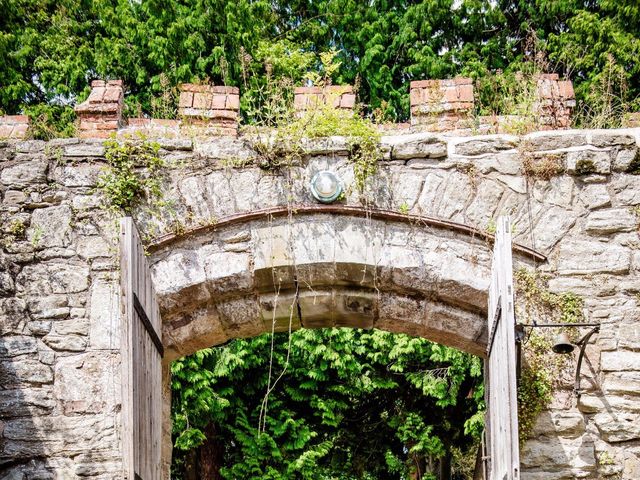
[1, 1, 640, 127]
[171, 328, 484, 479]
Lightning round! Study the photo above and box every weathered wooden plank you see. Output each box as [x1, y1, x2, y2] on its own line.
[486, 216, 520, 480]
[120, 217, 163, 480]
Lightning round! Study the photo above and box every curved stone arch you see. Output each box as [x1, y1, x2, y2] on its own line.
[149, 208, 542, 359]
[150, 208, 545, 477]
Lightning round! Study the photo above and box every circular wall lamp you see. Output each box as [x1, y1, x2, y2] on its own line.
[310, 171, 343, 204]
[515, 322, 600, 397]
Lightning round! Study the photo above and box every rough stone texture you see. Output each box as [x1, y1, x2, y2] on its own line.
[1, 127, 640, 479]
[0, 138, 121, 477]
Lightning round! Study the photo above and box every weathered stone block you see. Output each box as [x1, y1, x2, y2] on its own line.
[384, 133, 447, 159]
[27, 295, 68, 320]
[63, 143, 105, 157]
[521, 433, 596, 473]
[29, 205, 72, 248]
[524, 132, 587, 151]
[42, 333, 87, 352]
[614, 148, 638, 172]
[202, 249, 252, 295]
[0, 387, 54, 417]
[16, 263, 90, 295]
[0, 160, 48, 186]
[566, 150, 611, 175]
[53, 318, 89, 336]
[531, 411, 586, 438]
[590, 132, 636, 147]
[454, 136, 517, 156]
[0, 298, 28, 336]
[216, 296, 264, 339]
[558, 240, 631, 275]
[76, 235, 112, 259]
[601, 351, 640, 371]
[54, 353, 119, 415]
[89, 279, 121, 349]
[0, 359, 53, 386]
[585, 208, 637, 235]
[532, 206, 578, 251]
[0, 336, 38, 357]
[579, 393, 640, 414]
[579, 184, 611, 210]
[593, 412, 640, 442]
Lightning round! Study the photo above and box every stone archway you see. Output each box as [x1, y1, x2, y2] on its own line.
[147, 208, 540, 476]
[2, 127, 639, 480]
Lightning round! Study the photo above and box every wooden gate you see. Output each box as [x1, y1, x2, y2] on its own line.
[485, 216, 520, 480]
[120, 217, 163, 480]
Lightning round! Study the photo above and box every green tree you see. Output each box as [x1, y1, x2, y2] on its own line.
[546, 2, 640, 125]
[3, 1, 640, 130]
[171, 328, 484, 479]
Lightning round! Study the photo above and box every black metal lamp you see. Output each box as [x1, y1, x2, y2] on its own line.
[516, 322, 600, 396]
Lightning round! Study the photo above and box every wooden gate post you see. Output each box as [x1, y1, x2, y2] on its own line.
[485, 216, 520, 480]
[120, 217, 163, 480]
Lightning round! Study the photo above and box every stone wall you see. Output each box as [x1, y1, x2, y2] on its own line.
[0, 127, 639, 478]
[0, 138, 122, 478]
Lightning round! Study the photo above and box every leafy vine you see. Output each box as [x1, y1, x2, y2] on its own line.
[514, 268, 584, 445]
[248, 50, 381, 195]
[96, 132, 165, 215]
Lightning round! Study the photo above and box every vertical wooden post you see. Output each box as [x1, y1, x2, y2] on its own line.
[120, 217, 163, 480]
[486, 216, 520, 480]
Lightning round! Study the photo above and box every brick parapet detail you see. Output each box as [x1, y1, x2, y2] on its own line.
[178, 84, 240, 136]
[120, 118, 182, 138]
[74, 80, 124, 138]
[623, 112, 640, 128]
[72, 76, 583, 138]
[294, 85, 356, 113]
[535, 73, 576, 129]
[410, 78, 474, 130]
[0, 115, 30, 139]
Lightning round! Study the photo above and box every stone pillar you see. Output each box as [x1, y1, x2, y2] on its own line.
[293, 85, 356, 115]
[178, 84, 240, 136]
[0, 139, 124, 478]
[0, 115, 30, 139]
[410, 78, 474, 130]
[535, 74, 575, 129]
[74, 80, 124, 138]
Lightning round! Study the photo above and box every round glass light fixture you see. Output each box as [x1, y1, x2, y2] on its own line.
[310, 171, 343, 203]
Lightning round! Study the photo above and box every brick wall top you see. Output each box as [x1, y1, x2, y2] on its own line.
[535, 73, 576, 129]
[74, 80, 124, 138]
[409, 78, 474, 130]
[178, 84, 240, 113]
[537, 74, 575, 102]
[179, 84, 239, 95]
[16, 73, 613, 140]
[0, 115, 29, 139]
[410, 78, 474, 112]
[176, 83, 240, 136]
[294, 85, 356, 112]
[75, 80, 124, 115]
